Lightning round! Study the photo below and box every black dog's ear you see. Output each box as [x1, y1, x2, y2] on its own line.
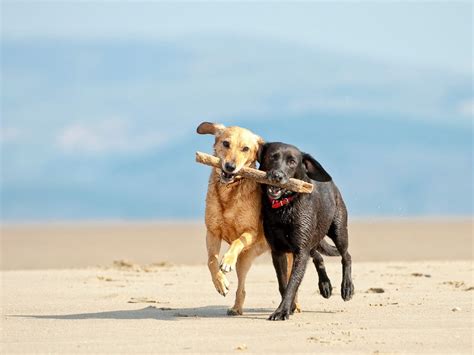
[302, 153, 332, 182]
[257, 142, 269, 164]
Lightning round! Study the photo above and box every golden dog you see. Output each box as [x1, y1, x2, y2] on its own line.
[197, 121, 269, 315]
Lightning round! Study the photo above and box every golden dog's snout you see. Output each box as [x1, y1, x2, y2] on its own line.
[223, 161, 236, 173]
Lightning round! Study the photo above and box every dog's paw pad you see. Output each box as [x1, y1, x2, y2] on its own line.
[319, 280, 333, 299]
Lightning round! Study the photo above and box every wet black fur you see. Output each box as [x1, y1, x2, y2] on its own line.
[259, 142, 354, 321]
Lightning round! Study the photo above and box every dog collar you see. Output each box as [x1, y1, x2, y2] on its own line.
[269, 193, 297, 209]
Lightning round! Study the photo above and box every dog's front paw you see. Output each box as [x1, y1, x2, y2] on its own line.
[268, 307, 290, 321]
[213, 271, 230, 296]
[319, 280, 333, 299]
[220, 252, 237, 273]
[341, 278, 354, 301]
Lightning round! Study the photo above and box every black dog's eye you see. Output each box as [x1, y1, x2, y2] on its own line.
[242, 146, 250, 152]
[271, 153, 279, 160]
[288, 159, 296, 166]
[222, 141, 230, 148]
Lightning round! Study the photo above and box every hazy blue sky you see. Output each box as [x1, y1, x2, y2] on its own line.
[3, 1, 472, 74]
[1, 1, 472, 221]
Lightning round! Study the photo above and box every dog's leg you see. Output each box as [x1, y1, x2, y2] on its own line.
[227, 244, 262, 316]
[206, 231, 230, 296]
[328, 213, 354, 301]
[286, 253, 301, 313]
[272, 251, 288, 298]
[310, 248, 332, 299]
[220, 232, 257, 273]
[269, 250, 310, 321]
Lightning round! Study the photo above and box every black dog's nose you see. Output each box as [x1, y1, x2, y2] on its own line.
[224, 162, 236, 172]
[271, 171, 284, 182]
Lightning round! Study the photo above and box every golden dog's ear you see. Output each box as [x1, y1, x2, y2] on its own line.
[196, 122, 225, 136]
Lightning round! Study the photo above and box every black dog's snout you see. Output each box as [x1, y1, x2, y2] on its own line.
[224, 162, 236, 172]
[269, 171, 285, 182]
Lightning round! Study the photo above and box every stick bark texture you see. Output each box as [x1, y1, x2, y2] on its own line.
[196, 151, 313, 194]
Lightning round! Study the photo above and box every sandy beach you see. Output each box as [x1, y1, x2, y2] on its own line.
[1, 219, 473, 353]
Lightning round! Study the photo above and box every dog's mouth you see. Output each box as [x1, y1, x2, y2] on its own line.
[220, 170, 236, 184]
[267, 185, 285, 200]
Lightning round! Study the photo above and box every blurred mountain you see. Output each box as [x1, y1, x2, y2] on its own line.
[1, 36, 472, 220]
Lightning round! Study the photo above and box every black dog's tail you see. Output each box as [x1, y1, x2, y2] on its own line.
[317, 239, 340, 256]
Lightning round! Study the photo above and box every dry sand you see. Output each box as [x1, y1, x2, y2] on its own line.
[1, 219, 473, 353]
[1, 219, 472, 269]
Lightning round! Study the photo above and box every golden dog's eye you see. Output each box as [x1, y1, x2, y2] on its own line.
[242, 146, 250, 152]
[222, 141, 230, 148]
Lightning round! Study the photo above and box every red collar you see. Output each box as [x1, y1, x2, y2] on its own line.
[269, 194, 296, 209]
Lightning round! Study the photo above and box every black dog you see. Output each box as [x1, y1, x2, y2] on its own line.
[259, 142, 354, 321]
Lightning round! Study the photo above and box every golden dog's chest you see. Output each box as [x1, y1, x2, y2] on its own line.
[206, 206, 246, 244]
[205, 179, 262, 245]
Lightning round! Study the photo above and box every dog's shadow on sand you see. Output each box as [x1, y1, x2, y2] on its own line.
[13, 306, 338, 321]
[14, 306, 267, 321]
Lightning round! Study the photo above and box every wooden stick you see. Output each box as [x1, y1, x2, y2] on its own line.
[195, 151, 313, 194]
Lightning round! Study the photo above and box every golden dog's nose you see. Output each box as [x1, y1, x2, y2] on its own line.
[224, 162, 236, 172]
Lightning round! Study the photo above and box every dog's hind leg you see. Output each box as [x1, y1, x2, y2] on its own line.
[310, 248, 333, 299]
[228, 243, 264, 316]
[327, 207, 354, 301]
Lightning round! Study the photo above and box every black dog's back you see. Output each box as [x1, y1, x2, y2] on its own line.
[259, 142, 354, 320]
